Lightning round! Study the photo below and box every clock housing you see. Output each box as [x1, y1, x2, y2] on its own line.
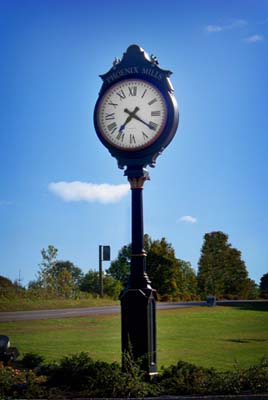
[94, 45, 179, 169]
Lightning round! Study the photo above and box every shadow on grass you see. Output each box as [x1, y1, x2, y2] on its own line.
[226, 338, 268, 344]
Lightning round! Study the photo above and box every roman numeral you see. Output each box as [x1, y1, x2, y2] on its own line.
[105, 112, 115, 120]
[148, 98, 157, 106]
[116, 132, 125, 142]
[107, 122, 117, 134]
[142, 131, 149, 140]
[130, 134, 136, 144]
[141, 89, 147, 98]
[149, 121, 158, 130]
[151, 111, 160, 117]
[128, 86, 137, 96]
[108, 101, 118, 108]
[116, 90, 126, 100]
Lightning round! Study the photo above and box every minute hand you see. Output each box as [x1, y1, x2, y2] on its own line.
[125, 110, 156, 130]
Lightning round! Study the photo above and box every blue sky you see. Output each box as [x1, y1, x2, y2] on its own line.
[0, 0, 267, 286]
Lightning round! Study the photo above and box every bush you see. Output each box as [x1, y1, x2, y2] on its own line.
[1, 352, 268, 398]
[237, 357, 268, 393]
[46, 352, 154, 397]
[0, 362, 46, 398]
[159, 360, 216, 395]
[158, 358, 268, 396]
[21, 352, 45, 369]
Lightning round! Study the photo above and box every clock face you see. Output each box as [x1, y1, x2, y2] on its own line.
[96, 79, 168, 151]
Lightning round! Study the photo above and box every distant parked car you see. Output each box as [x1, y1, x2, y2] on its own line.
[0, 335, 19, 364]
[206, 295, 216, 306]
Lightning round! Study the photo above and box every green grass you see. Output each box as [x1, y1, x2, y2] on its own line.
[157, 305, 268, 369]
[0, 295, 118, 311]
[1, 305, 267, 370]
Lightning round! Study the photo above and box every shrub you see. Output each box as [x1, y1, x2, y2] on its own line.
[21, 352, 45, 369]
[46, 351, 154, 397]
[2, 352, 268, 398]
[0, 362, 46, 398]
[237, 357, 268, 393]
[158, 358, 268, 396]
[159, 360, 216, 395]
[47, 352, 95, 389]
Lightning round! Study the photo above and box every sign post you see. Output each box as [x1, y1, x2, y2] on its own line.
[98, 245, 110, 297]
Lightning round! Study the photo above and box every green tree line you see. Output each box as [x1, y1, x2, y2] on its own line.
[1, 231, 265, 301]
[107, 232, 259, 300]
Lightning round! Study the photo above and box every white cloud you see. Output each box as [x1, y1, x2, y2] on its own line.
[229, 19, 247, 29]
[179, 215, 197, 224]
[206, 25, 223, 33]
[245, 34, 264, 43]
[49, 181, 129, 204]
[205, 19, 247, 33]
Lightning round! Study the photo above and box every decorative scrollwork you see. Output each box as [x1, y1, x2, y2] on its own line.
[150, 54, 159, 65]
[112, 57, 120, 67]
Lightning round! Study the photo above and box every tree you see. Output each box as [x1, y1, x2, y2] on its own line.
[103, 275, 123, 299]
[79, 270, 123, 299]
[79, 270, 99, 293]
[242, 278, 259, 299]
[37, 245, 58, 291]
[0, 275, 16, 289]
[197, 231, 250, 299]
[34, 245, 83, 297]
[107, 234, 198, 301]
[106, 245, 131, 283]
[53, 261, 83, 288]
[56, 268, 75, 298]
[0, 275, 25, 298]
[178, 260, 199, 301]
[260, 273, 268, 298]
[146, 236, 183, 299]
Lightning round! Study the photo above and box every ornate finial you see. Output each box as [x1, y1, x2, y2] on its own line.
[112, 57, 120, 67]
[150, 54, 159, 65]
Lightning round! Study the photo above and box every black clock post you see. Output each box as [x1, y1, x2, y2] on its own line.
[120, 166, 157, 375]
[94, 45, 179, 375]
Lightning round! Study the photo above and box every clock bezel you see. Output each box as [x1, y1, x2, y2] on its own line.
[94, 72, 178, 168]
[95, 78, 168, 152]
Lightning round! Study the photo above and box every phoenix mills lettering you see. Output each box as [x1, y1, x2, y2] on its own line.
[105, 67, 163, 84]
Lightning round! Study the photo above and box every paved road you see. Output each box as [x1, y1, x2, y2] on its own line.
[0, 301, 205, 322]
[1, 300, 266, 322]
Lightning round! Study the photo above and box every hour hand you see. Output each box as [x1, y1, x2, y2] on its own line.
[119, 115, 132, 132]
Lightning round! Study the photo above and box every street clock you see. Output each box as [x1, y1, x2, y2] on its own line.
[94, 44, 179, 170]
[93, 44, 180, 375]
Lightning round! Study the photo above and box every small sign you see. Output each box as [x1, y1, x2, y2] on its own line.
[103, 245, 110, 261]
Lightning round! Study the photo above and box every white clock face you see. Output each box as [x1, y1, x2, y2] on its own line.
[96, 79, 167, 151]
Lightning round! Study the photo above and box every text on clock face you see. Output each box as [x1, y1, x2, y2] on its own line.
[98, 80, 167, 150]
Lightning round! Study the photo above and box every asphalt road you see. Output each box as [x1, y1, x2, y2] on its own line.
[1, 300, 266, 322]
[0, 301, 205, 322]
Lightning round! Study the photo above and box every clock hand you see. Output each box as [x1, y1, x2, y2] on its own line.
[119, 107, 139, 132]
[131, 113, 156, 130]
[119, 115, 133, 132]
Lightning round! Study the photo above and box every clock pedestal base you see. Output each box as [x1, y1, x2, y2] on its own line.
[120, 286, 157, 375]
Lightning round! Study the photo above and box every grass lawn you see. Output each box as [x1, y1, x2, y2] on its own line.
[0, 295, 118, 311]
[158, 304, 268, 369]
[1, 304, 267, 370]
